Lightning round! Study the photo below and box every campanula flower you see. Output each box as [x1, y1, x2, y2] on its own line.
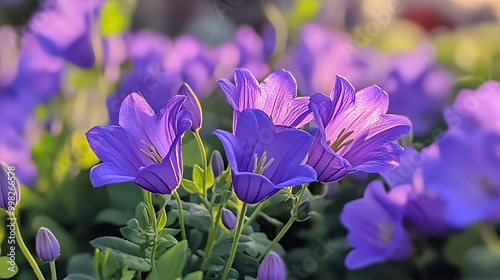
[0, 162, 20, 211]
[380, 147, 452, 234]
[257, 252, 286, 280]
[214, 109, 316, 204]
[382, 43, 453, 136]
[221, 208, 237, 230]
[106, 31, 214, 124]
[423, 81, 500, 228]
[218, 68, 313, 132]
[36, 227, 60, 262]
[307, 75, 411, 182]
[340, 180, 413, 270]
[285, 23, 388, 96]
[86, 92, 192, 194]
[29, 0, 104, 68]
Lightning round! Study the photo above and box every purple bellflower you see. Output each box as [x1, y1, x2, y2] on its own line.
[285, 23, 389, 96]
[257, 252, 286, 280]
[307, 75, 412, 183]
[214, 109, 317, 204]
[382, 43, 453, 136]
[218, 68, 313, 132]
[36, 227, 60, 262]
[380, 147, 453, 235]
[29, 0, 104, 69]
[422, 81, 500, 228]
[340, 180, 413, 270]
[86, 92, 192, 194]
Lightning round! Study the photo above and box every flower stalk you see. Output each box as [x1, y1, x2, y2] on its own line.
[221, 202, 248, 280]
[14, 219, 45, 280]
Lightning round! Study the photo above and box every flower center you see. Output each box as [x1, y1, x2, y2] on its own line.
[377, 218, 395, 246]
[140, 140, 163, 163]
[328, 128, 354, 152]
[253, 151, 274, 175]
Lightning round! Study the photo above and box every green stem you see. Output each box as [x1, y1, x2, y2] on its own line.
[480, 224, 500, 253]
[256, 184, 308, 262]
[204, 171, 232, 260]
[50, 261, 57, 280]
[193, 131, 208, 197]
[242, 201, 267, 230]
[144, 191, 158, 272]
[257, 217, 294, 262]
[174, 191, 187, 241]
[14, 217, 45, 280]
[221, 203, 247, 280]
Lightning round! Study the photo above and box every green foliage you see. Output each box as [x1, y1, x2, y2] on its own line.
[146, 241, 188, 280]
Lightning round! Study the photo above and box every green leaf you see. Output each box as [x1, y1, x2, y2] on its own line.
[64, 274, 96, 280]
[193, 164, 215, 191]
[146, 240, 188, 280]
[211, 236, 252, 257]
[157, 208, 167, 231]
[67, 253, 96, 278]
[0, 256, 18, 278]
[181, 178, 200, 194]
[91, 237, 150, 271]
[184, 271, 203, 280]
[201, 256, 226, 272]
[193, 165, 204, 190]
[96, 208, 131, 226]
[226, 268, 239, 280]
[100, 0, 137, 36]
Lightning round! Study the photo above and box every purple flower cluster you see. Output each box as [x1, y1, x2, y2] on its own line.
[341, 80, 500, 269]
[282, 23, 453, 137]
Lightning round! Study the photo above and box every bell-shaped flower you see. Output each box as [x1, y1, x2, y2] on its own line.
[257, 252, 286, 280]
[36, 227, 60, 262]
[218, 68, 313, 132]
[214, 109, 316, 204]
[340, 180, 413, 270]
[178, 83, 202, 131]
[307, 75, 411, 182]
[86, 92, 192, 194]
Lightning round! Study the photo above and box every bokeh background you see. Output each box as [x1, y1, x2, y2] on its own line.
[1, 0, 500, 279]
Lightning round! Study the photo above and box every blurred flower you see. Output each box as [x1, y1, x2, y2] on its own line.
[444, 81, 500, 134]
[36, 227, 60, 262]
[0, 26, 18, 89]
[423, 130, 500, 228]
[284, 23, 388, 96]
[29, 0, 104, 68]
[340, 180, 413, 270]
[422, 81, 500, 228]
[107, 31, 215, 124]
[86, 93, 192, 194]
[257, 252, 286, 280]
[211, 150, 224, 178]
[214, 25, 271, 82]
[307, 75, 411, 183]
[0, 162, 20, 211]
[382, 43, 453, 136]
[221, 208, 236, 230]
[178, 83, 202, 131]
[214, 109, 316, 204]
[218, 68, 313, 132]
[380, 147, 453, 235]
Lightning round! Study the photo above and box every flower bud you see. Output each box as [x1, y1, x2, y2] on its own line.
[257, 252, 286, 280]
[221, 208, 236, 230]
[211, 150, 224, 178]
[36, 227, 60, 262]
[178, 83, 202, 131]
[294, 200, 310, 221]
[0, 162, 20, 211]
